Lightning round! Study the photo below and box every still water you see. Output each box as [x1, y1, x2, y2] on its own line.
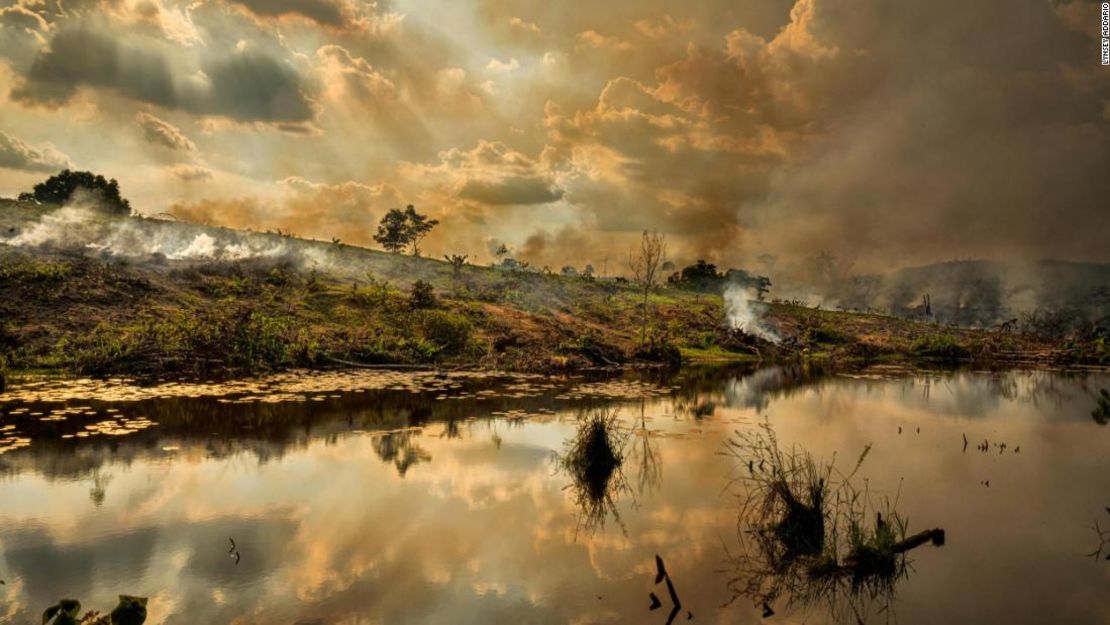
[0, 365, 1108, 624]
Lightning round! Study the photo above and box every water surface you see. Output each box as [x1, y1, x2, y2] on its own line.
[1, 365, 1108, 624]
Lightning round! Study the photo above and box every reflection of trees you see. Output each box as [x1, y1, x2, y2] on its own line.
[1091, 389, 1109, 426]
[371, 431, 431, 477]
[666, 363, 835, 419]
[630, 400, 661, 496]
[89, 470, 112, 507]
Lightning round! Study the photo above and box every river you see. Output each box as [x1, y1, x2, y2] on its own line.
[1, 364, 1108, 624]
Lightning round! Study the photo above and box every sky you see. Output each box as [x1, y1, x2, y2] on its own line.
[0, 0, 1107, 272]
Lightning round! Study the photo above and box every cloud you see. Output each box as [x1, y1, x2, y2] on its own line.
[11, 25, 317, 124]
[0, 131, 72, 172]
[0, 5, 49, 32]
[227, 0, 352, 27]
[404, 140, 564, 207]
[170, 164, 212, 181]
[486, 57, 520, 73]
[633, 15, 693, 40]
[458, 177, 563, 205]
[507, 16, 541, 36]
[136, 112, 196, 151]
[576, 30, 633, 52]
[0, 0, 1107, 274]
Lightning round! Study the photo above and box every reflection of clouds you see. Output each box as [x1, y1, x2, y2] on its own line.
[0, 408, 742, 624]
[0, 370, 1108, 624]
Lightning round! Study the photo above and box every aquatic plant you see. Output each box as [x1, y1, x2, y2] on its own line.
[725, 423, 944, 623]
[1092, 389, 1110, 426]
[556, 409, 631, 534]
[42, 595, 146, 625]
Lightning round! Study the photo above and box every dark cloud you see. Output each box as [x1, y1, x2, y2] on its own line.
[200, 49, 316, 122]
[0, 131, 72, 172]
[227, 0, 355, 28]
[458, 176, 563, 205]
[11, 24, 316, 124]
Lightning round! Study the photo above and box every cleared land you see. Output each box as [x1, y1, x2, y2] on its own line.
[0, 200, 1101, 377]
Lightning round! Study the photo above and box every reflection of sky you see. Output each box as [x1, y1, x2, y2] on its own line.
[0, 370, 1107, 624]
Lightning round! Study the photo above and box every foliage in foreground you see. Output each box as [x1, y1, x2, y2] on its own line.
[724, 423, 942, 623]
[43, 594, 146, 625]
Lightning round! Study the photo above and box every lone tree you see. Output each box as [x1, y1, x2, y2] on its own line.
[19, 169, 131, 215]
[444, 253, 468, 278]
[628, 230, 667, 347]
[373, 205, 439, 256]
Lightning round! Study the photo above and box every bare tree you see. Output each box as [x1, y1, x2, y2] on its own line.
[628, 230, 667, 347]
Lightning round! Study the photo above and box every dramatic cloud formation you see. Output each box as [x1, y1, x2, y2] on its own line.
[0, 0, 1106, 272]
[0, 131, 71, 172]
[136, 112, 196, 151]
[10, 24, 316, 124]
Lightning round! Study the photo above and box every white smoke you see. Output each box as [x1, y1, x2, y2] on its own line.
[724, 282, 781, 344]
[1, 202, 330, 266]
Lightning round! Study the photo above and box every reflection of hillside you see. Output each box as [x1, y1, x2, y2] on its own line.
[7, 365, 1100, 484]
[663, 363, 835, 418]
[0, 379, 640, 480]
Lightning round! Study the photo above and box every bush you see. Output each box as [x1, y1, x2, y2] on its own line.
[632, 341, 682, 367]
[561, 331, 624, 366]
[409, 280, 436, 309]
[909, 334, 970, 361]
[805, 325, 851, 345]
[23, 169, 131, 215]
[419, 309, 473, 355]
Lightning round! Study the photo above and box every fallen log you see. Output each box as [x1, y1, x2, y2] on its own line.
[892, 527, 945, 553]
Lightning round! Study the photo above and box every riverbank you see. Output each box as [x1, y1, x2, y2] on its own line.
[1, 245, 1098, 380]
[1, 201, 1102, 378]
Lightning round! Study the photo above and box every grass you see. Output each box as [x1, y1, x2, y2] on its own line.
[556, 409, 631, 534]
[0, 200, 1084, 377]
[725, 423, 930, 621]
[909, 334, 971, 361]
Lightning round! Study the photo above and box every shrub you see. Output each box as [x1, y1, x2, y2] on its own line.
[632, 341, 682, 367]
[909, 334, 970, 360]
[23, 169, 131, 215]
[560, 331, 624, 366]
[805, 325, 851, 345]
[419, 309, 473, 355]
[409, 280, 436, 309]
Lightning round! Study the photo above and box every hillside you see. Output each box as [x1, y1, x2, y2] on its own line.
[809, 258, 1110, 328]
[0, 201, 1104, 377]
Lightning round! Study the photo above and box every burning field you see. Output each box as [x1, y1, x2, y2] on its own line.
[0, 199, 1103, 379]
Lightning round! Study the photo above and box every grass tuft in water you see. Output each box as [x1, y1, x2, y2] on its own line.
[724, 422, 937, 622]
[557, 409, 631, 534]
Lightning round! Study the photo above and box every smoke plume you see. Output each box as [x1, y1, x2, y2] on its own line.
[723, 282, 780, 344]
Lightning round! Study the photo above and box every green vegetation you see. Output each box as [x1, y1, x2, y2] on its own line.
[373, 204, 438, 255]
[667, 258, 771, 299]
[0, 200, 1089, 378]
[19, 169, 131, 215]
[805, 324, 853, 346]
[909, 334, 971, 361]
[727, 424, 943, 620]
